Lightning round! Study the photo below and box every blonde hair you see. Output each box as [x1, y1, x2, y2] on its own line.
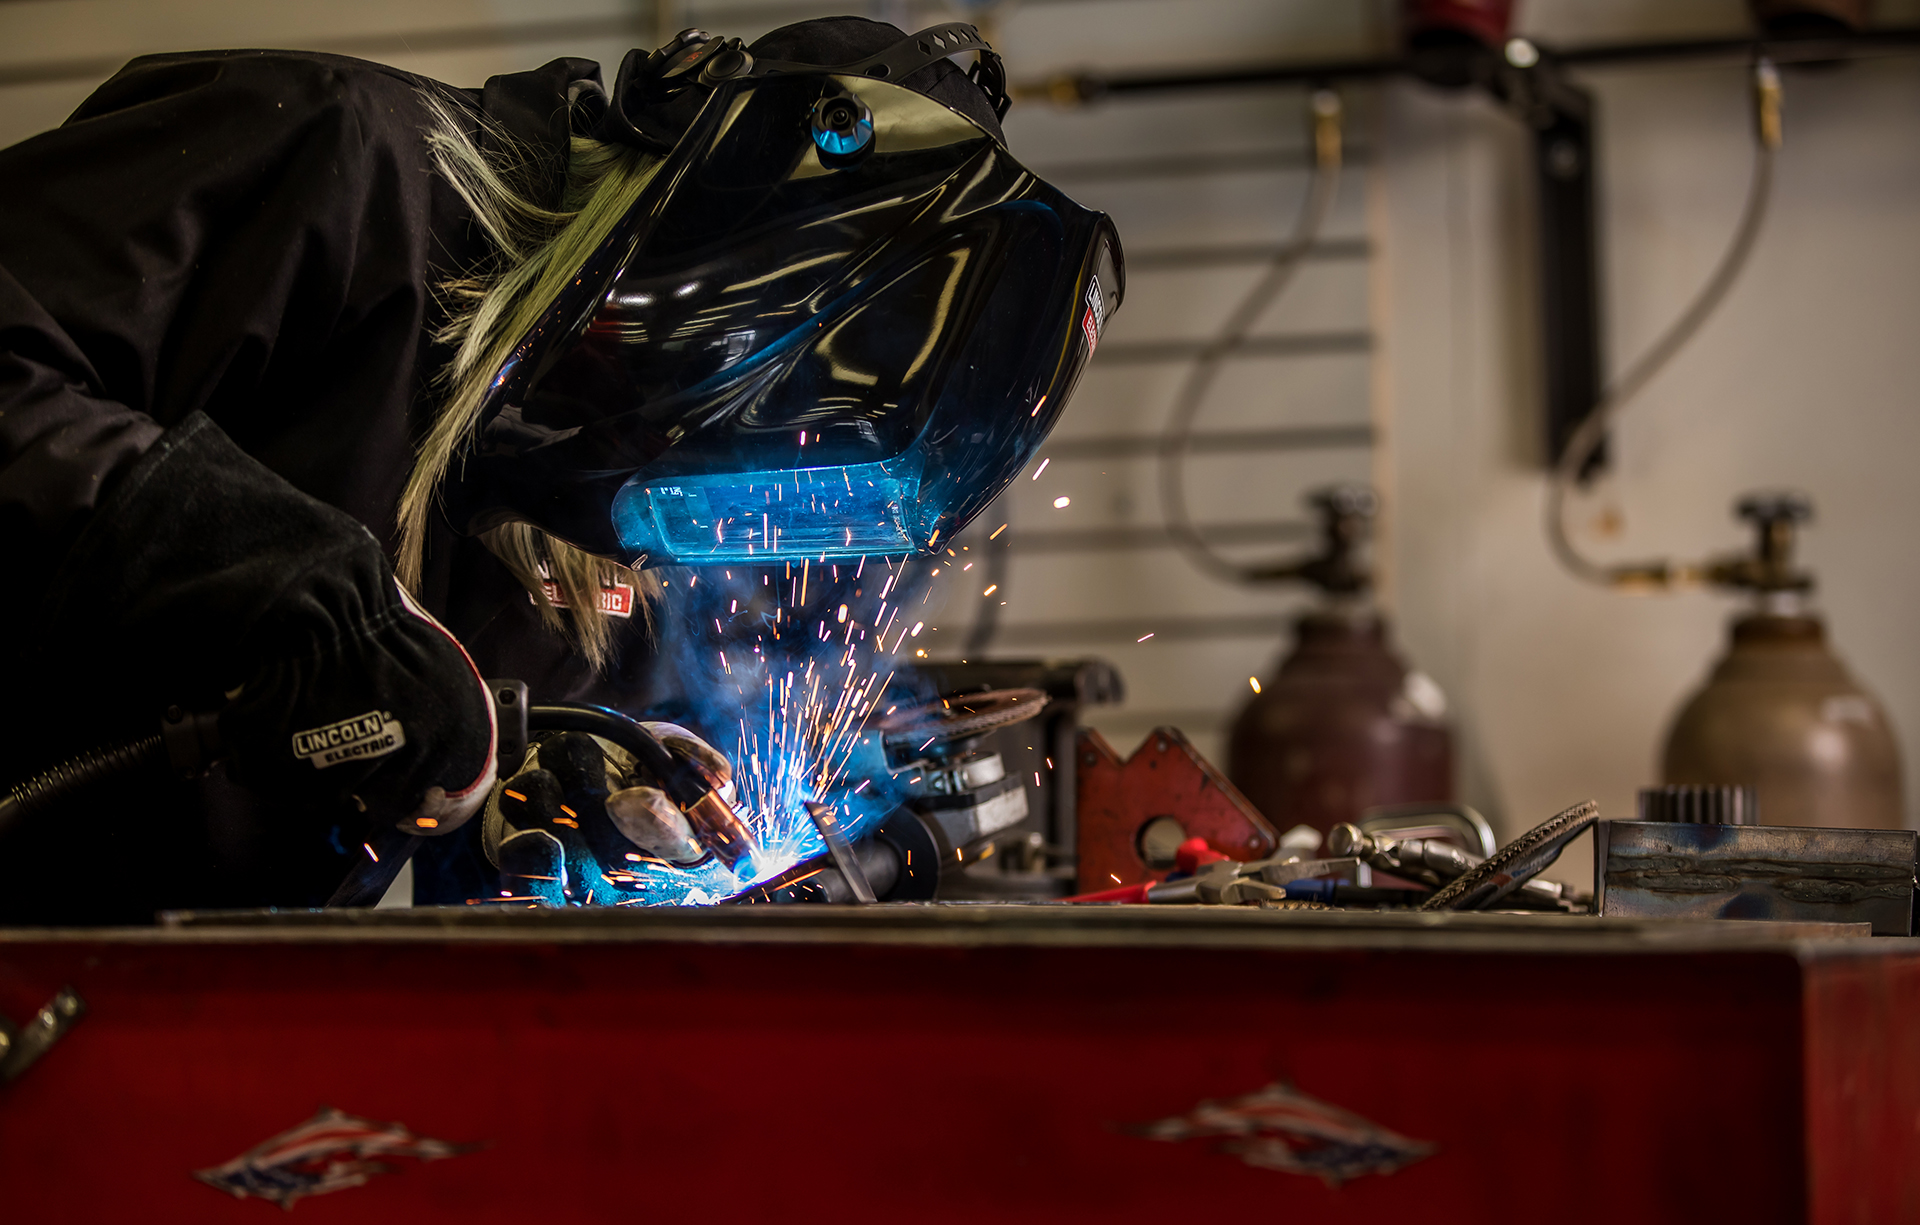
[399, 87, 666, 669]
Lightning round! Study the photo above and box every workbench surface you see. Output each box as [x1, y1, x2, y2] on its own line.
[10, 900, 1894, 953]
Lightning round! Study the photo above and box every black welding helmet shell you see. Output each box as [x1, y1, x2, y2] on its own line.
[444, 36, 1123, 567]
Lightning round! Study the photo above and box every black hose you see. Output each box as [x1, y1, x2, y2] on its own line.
[0, 735, 167, 840]
[528, 703, 679, 786]
[1546, 58, 1782, 588]
[1159, 89, 1343, 584]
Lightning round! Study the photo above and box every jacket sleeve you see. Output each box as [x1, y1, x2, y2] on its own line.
[0, 53, 496, 825]
[0, 261, 166, 578]
[0, 50, 459, 574]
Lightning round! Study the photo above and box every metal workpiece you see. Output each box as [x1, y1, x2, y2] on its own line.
[790, 838, 902, 904]
[0, 987, 84, 1086]
[733, 834, 901, 906]
[731, 809, 944, 906]
[805, 803, 877, 904]
[1596, 820, 1918, 936]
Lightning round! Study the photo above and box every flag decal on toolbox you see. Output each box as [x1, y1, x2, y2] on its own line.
[193, 1106, 475, 1209]
[1131, 1080, 1435, 1185]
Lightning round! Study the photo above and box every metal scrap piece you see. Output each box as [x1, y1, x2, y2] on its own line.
[1421, 800, 1599, 911]
[806, 802, 877, 904]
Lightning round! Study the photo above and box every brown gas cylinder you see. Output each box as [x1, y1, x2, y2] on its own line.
[1224, 487, 1454, 834]
[1660, 493, 1905, 830]
[1663, 612, 1903, 829]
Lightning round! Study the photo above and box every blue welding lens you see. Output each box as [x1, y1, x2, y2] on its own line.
[613, 454, 926, 563]
[446, 70, 1123, 566]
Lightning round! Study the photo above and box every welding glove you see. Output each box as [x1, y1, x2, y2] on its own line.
[481, 725, 733, 905]
[58, 412, 499, 843]
[217, 577, 499, 839]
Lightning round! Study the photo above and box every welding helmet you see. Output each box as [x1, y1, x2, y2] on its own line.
[444, 18, 1124, 567]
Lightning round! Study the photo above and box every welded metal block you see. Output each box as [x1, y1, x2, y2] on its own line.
[1596, 820, 1916, 936]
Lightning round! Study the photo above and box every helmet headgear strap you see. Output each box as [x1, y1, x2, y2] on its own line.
[599, 22, 1010, 153]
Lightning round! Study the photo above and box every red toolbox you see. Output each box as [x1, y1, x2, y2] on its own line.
[0, 906, 1913, 1223]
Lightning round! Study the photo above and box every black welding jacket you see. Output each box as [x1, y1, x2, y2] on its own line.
[0, 51, 657, 921]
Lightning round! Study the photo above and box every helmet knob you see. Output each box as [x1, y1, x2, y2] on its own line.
[810, 94, 875, 159]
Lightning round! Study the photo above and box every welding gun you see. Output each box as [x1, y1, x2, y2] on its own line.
[520, 704, 755, 875]
[346, 697, 754, 907]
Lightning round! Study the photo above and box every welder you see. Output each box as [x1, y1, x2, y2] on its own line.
[0, 17, 1121, 921]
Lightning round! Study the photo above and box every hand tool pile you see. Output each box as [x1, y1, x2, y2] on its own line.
[1066, 801, 1599, 913]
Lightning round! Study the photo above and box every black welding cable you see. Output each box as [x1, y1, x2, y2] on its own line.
[0, 735, 168, 840]
[1158, 89, 1344, 583]
[528, 703, 680, 779]
[1546, 57, 1783, 588]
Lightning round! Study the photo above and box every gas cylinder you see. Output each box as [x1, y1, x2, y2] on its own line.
[1661, 494, 1905, 830]
[1226, 487, 1454, 835]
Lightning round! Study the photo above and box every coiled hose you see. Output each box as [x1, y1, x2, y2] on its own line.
[0, 735, 167, 841]
[1546, 57, 1783, 588]
[528, 704, 682, 784]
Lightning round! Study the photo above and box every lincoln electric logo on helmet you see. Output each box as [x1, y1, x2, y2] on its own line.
[292, 711, 407, 769]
